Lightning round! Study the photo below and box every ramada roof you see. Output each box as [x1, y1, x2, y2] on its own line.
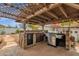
[0, 3, 79, 25]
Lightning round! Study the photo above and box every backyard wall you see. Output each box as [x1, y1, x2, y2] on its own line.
[0, 34, 19, 43]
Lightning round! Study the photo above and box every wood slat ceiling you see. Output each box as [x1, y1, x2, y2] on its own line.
[0, 3, 79, 25]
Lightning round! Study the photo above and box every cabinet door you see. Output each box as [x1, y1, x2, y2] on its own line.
[51, 36, 56, 46]
[27, 33, 33, 45]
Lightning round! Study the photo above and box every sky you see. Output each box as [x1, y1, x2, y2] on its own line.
[0, 17, 21, 28]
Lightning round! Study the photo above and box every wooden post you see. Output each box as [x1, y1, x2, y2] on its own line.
[66, 19, 71, 50]
[41, 24, 44, 31]
[66, 30, 70, 50]
[68, 19, 72, 50]
[42, 25, 46, 42]
[33, 33, 36, 45]
[22, 22, 27, 49]
[42, 25, 44, 31]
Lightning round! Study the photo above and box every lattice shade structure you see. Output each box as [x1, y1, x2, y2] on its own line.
[0, 3, 79, 25]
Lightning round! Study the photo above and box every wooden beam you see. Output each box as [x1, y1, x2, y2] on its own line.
[46, 11, 59, 19]
[65, 3, 79, 10]
[29, 19, 44, 25]
[30, 19, 44, 23]
[27, 7, 47, 19]
[27, 4, 59, 19]
[0, 12, 19, 20]
[33, 17, 47, 23]
[3, 3, 28, 16]
[58, 4, 68, 18]
[2, 3, 59, 22]
[38, 15, 51, 21]
[0, 10, 25, 21]
[0, 15, 17, 20]
[0, 12, 27, 23]
[28, 21, 43, 25]
[4, 3, 45, 17]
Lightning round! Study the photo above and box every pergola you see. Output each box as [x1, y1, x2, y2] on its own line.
[0, 3, 79, 25]
[0, 3, 79, 49]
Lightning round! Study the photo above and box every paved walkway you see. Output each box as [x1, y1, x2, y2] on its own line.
[0, 35, 79, 56]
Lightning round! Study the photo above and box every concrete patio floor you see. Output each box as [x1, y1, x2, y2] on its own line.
[0, 42, 79, 56]
[0, 35, 79, 56]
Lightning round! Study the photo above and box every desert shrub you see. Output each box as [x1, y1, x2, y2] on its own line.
[77, 39, 79, 43]
[15, 29, 20, 33]
[11, 33, 15, 34]
[0, 31, 5, 35]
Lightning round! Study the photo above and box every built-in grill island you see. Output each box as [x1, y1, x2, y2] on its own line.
[19, 30, 66, 49]
[19, 30, 47, 49]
